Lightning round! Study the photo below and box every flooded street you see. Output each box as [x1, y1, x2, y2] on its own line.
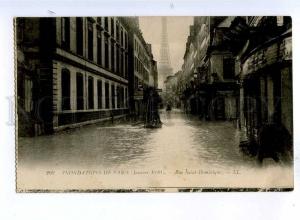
[19, 110, 257, 170]
[18, 110, 293, 190]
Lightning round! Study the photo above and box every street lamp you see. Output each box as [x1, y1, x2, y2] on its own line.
[193, 72, 198, 80]
[193, 70, 198, 88]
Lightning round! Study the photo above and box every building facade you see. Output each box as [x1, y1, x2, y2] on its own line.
[180, 17, 239, 119]
[17, 17, 136, 136]
[178, 16, 292, 152]
[237, 16, 292, 144]
[164, 72, 180, 108]
[123, 17, 157, 119]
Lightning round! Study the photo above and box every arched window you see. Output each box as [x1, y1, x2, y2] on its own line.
[61, 69, 71, 110]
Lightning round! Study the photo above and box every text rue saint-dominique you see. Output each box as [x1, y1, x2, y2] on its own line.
[46, 168, 240, 176]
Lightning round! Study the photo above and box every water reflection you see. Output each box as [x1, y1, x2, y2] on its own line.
[19, 110, 259, 170]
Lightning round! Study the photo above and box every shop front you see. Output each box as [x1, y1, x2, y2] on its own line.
[241, 30, 292, 144]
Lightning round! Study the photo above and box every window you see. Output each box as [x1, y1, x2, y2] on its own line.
[97, 17, 102, 26]
[125, 88, 128, 108]
[17, 19, 25, 43]
[105, 37, 109, 68]
[121, 51, 124, 77]
[97, 30, 102, 65]
[124, 32, 127, 49]
[121, 27, 124, 46]
[125, 55, 128, 79]
[111, 40, 115, 72]
[61, 69, 71, 111]
[117, 86, 121, 109]
[61, 17, 70, 50]
[104, 17, 108, 31]
[111, 84, 115, 109]
[76, 73, 84, 110]
[116, 46, 120, 74]
[116, 22, 119, 42]
[118, 87, 124, 108]
[88, 76, 94, 109]
[105, 82, 109, 109]
[88, 22, 94, 61]
[76, 17, 83, 56]
[120, 87, 124, 108]
[111, 18, 114, 36]
[118, 48, 122, 75]
[260, 77, 268, 123]
[138, 60, 140, 73]
[223, 58, 235, 79]
[134, 76, 139, 90]
[97, 80, 102, 109]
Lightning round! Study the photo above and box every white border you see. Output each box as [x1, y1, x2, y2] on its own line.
[0, 0, 299, 220]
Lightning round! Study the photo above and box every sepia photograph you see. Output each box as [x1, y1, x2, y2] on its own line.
[16, 16, 293, 192]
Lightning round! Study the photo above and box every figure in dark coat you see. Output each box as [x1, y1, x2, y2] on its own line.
[257, 122, 292, 164]
[143, 87, 162, 128]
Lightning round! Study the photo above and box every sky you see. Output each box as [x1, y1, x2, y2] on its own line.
[139, 16, 194, 74]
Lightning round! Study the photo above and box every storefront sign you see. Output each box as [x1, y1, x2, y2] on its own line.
[242, 35, 292, 76]
[279, 36, 292, 61]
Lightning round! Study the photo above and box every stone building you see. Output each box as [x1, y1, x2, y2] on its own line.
[180, 26, 197, 114]
[122, 17, 157, 119]
[180, 17, 239, 119]
[236, 16, 292, 144]
[151, 59, 159, 89]
[17, 17, 132, 136]
[179, 16, 292, 153]
[204, 16, 239, 120]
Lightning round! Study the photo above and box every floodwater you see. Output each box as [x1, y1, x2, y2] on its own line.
[19, 110, 258, 170]
[18, 109, 294, 189]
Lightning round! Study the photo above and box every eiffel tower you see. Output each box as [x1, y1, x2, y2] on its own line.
[158, 17, 173, 89]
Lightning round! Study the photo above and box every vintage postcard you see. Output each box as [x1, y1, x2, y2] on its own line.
[16, 16, 293, 192]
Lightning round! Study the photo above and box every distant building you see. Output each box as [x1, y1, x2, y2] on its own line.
[180, 16, 239, 119]
[164, 72, 180, 107]
[121, 17, 157, 119]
